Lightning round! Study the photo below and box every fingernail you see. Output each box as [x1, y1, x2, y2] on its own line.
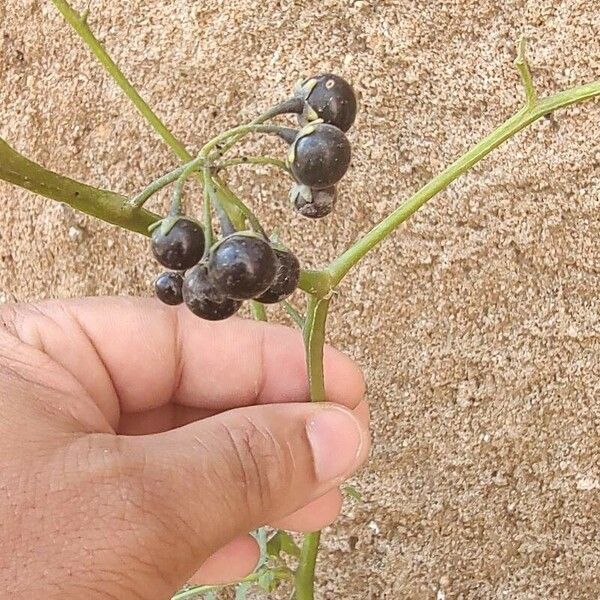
[307, 407, 363, 483]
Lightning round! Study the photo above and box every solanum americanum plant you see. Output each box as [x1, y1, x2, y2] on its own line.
[0, 1, 598, 598]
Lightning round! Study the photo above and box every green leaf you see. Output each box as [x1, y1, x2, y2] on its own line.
[257, 568, 279, 593]
[343, 485, 363, 502]
[235, 582, 251, 599]
[267, 530, 301, 559]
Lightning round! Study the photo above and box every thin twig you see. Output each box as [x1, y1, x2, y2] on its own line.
[514, 36, 538, 108]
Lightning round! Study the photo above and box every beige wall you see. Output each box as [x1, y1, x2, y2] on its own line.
[1, 1, 599, 597]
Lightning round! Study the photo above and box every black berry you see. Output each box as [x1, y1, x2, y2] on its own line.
[208, 233, 277, 300]
[154, 271, 184, 305]
[151, 217, 205, 270]
[256, 248, 300, 304]
[290, 123, 351, 190]
[182, 264, 242, 321]
[291, 184, 337, 219]
[300, 74, 357, 132]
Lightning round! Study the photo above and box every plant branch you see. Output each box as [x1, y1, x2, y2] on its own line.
[295, 531, 321, 600]
[327, 78, 600, 285]
[0, 137, 158, 235]
[50, 0, 193, 163]
[293, 296, 331, 600]
[514, 36, 537, 108]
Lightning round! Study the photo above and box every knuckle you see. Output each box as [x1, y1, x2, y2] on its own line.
[220, 417, 292, 516]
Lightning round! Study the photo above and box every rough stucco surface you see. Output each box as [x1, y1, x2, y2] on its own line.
[1, 0, 599, 598]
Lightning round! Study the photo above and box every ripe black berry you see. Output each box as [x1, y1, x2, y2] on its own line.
[290, 184, 337, 219]
[256, 247, 300, 304]
[183, 264, 242, 321]
[208, 233, 277, 300]
[289, 123, 351, 190]
[151, 217, 205, 270]
[154, 271, 184, 305]
[300, 74, 357, 132]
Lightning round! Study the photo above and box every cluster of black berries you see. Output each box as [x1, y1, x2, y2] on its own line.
[151, 73, 357, 320]
[152, 218, 300, 320]
[288, 74, 357, 218]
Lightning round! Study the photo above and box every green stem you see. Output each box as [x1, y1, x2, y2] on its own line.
[215, 97, 304, 158]
[50, 0, 193, 163]
[303, 296, 330, 403]
[294, 295, 331, 600]
[212, 176, 267, 236]
[295, 531, 322, 600]
[282, 301, 306, 329]
[250, 301, 268, 321]
[328, 79, 600, 285]
[0, 137, 158, 235]
[130, 160, 203, 209]
[215, 155, 290, 173]
[298, 270, 333, 299]
[171, 154, 204, 215]
[202, 183, 214, 252]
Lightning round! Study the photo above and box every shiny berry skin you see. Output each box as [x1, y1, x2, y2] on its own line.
[291, 184, 337, 219]
[151, 218, 205, 270]
[154, 271, 184, 305]
[290, 124, 351, 190]
[256, 248, 300, 304]
[208, 233, 277, 300]
[182, 264, 242, 321]
[301, 74, 357, 132]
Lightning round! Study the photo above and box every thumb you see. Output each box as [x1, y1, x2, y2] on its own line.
[135, 402, 366, 569]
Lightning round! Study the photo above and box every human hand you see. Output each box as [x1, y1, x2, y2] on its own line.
[0, 297, 369, 599]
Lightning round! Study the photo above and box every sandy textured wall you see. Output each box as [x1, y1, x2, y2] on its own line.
[1, 0, 599, 598]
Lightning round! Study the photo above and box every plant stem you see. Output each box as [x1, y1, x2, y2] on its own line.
[0, 137, 158, 235]
[130, 162, 189, 208]
[250, 302, 268, 321]
[327, 79, 600, 285]
[212, 176, 267, 236]
[215, 155, 290, 173]
[282, 301, 306, 329]
[294, 296, 331, 600]
[303, 296, 330, 403]
[295, 530, 322, 600]
[50, 0, 192, 163]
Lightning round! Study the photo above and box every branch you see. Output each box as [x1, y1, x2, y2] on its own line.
[0, 137, 158, 235]
[327, 78, 600, 286]
[514, 36, 538, 108]
[50, 0, 193, 163]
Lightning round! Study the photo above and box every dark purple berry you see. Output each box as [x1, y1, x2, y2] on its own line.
[151, 217, 205, 270]
[256, 248, 300, 304]
[290, 123, 351, 190]
[154, 271, 184, 306]
[182, 264, 242, 321]
[208, 233, 277, 300]
[290, 184, 337, 219]
[299, 74, 357, 132]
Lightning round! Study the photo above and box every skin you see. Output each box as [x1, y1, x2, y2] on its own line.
[0, 297, 370, 599]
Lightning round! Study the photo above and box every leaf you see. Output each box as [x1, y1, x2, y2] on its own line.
[257, 568, 279, 593]
[267, 530, 301, 560]
[235, 582, 251, 599]
[343, 485, 363, 502]
[252, 527, 269, 568]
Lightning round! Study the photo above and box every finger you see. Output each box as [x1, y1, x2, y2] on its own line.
[2, 298, 365, 430]
[132, 401, 368, 576]
[270, 489, 343, 532]
[270, 399, 369, 532]
[190, 535, 259, 585]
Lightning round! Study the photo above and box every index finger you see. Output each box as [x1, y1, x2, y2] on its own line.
[3, 297, 366, 426]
